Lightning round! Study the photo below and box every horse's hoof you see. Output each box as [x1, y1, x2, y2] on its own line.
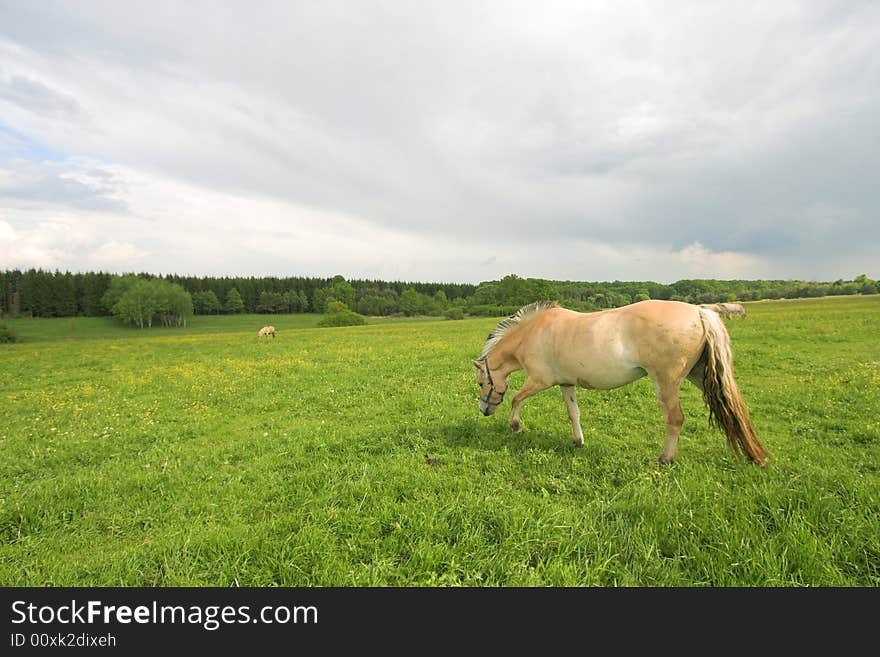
[510, 422, 522, 433]
[658, 456, 674, 465]
[573, 440, 584, 447]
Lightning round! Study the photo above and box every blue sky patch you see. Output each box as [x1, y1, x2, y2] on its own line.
[0, 124, 65, 162]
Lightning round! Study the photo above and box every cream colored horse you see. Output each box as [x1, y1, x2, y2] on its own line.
[473, 300, 768, 465]
[720, 302, 747, 318]
[699, 302, 747, 318]
[257, 325, 276, 337]
[699, 303, 725, 316]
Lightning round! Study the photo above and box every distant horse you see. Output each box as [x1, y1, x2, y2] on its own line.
[698, 303, 728, 317]
[257, 325, 276, 338]
[699, 302, 746, 319]
[720, 302, 747, 318]
[473, 300, 768, 465]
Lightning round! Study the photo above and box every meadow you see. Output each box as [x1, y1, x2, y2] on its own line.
[1, 296, 878, 586]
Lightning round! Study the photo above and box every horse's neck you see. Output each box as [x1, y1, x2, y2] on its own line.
[489, 336, 524, 376]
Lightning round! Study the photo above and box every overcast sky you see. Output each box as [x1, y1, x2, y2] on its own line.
[1, 1, 878, 284]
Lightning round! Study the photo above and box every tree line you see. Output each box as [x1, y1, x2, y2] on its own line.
[0, 270, 476, 321]
[1, 269, 877, 322]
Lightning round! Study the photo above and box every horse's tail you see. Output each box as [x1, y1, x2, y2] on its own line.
[698, 308, 769, 466]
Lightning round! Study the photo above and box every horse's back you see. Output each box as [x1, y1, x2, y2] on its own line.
[617, 298, 703, 336]
[515, 301, 702, 389]
[532, 300, 702, 346]
[622, 299, 701, 324]
[554, 301, 705, 385]
[616, 301, 707, 377]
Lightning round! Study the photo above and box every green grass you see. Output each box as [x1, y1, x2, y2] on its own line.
[1, 295, 878, 586]
[0, 312, 435, 343]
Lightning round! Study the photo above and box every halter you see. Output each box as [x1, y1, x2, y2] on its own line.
[478, 355, 507, 407]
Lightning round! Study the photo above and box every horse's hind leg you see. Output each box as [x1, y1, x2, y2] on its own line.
[508, 378, 550, 433]
[561, 385, 584, 446]
[651, 376, 685, 464]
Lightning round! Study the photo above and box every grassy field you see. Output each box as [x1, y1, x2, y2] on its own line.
[0, 312, 434, 343]
[1, 296, 878, 586]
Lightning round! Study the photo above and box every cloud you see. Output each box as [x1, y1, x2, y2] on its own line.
[0, 74, 81, 117]
[0, 219, 13, 240]
[0, 217, 93, 270]
[0, 1, 878, 282]
[0, 159, 127, 211]
[89, 240, 148, 266]
[677, 242, 763, 278]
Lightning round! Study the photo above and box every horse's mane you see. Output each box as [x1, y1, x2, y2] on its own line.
[480, 300, 559, 358]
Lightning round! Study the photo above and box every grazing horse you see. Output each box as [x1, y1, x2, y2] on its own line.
[720, 302, 747, 318]
[473, 300, 768, 466]
[698, 302, 729, 318]
[699, 302, 746, 319]
[257, 325, 276, 338]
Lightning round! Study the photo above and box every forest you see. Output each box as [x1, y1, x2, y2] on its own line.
[1, 268, 877, 323]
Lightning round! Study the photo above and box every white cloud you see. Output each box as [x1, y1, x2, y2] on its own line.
[0, 1, 878, 282]
[0, 219, 14, 241]
[89, 240, 147, 266]
[677, 242, 764, 279]
[0, 217, 91, 270]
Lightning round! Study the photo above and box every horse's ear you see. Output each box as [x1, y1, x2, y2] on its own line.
[472, 359, 483, 368]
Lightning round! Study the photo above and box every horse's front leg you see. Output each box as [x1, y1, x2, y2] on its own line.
[561, 385, 584, 446]
[508, 378, 550, 433]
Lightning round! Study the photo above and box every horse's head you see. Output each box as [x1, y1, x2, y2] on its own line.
[472, 356, 508, 416]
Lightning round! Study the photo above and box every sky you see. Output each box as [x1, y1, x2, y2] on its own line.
[0, 0, 878, 284]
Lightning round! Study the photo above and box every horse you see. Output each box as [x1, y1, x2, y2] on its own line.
[698, 303, 728, 317]
[473, 300, 768, 466]
[257, 325, 276, 338]
[698, 302, 746, 319]
[719, 302, 747, 318]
